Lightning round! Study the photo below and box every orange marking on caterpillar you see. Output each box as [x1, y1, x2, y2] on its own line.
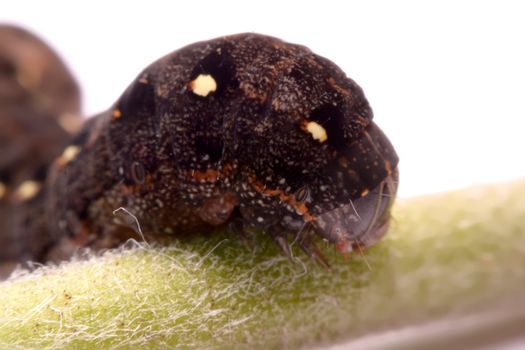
[187, 164, 233, 183]
[112, 109, 122, 119]
[251, 177, 315, 222]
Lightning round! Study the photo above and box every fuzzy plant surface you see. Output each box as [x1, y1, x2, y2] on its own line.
[1, 179, 525, 350]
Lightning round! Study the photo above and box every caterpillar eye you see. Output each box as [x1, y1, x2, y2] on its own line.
[294, 185, 311, 202]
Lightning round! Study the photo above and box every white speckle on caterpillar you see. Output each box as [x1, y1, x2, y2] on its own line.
[188, 74, 217, 97]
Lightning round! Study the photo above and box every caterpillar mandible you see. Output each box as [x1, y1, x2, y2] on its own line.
[0, 26, 398, 276]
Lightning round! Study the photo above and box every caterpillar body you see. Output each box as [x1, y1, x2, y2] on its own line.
[0, 26, 398, 276]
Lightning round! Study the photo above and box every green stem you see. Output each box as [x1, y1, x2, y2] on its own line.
[1, 179, 525, 349]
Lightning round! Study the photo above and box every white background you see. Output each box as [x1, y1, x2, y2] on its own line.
[2, 0, 524, 198]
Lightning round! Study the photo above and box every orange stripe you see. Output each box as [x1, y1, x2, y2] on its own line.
[186, 164, 233, 183]
[251, 176, 315, 222]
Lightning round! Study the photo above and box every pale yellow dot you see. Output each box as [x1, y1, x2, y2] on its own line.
[305, 121, 328, 143]
[188, 74, 217, 97]
[361, 188, 369, 197]
[16, 180, 41, 201]
[0, 182, 6, 199]
[63, 145, 81, 162]
[59, 145, 81, 166]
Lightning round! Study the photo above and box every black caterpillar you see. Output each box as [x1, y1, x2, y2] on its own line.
[0, 25, 399, 276]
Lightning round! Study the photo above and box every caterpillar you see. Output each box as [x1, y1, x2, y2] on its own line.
[0, 26, 399, 277]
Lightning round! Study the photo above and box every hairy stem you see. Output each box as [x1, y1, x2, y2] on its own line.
[1, 179, 524, 349]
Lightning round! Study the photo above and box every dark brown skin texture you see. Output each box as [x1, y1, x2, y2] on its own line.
[0, 25, 81, 276]
[0, 28, 398, 276]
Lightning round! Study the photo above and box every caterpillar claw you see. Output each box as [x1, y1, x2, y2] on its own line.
[298, 230, 332, 270]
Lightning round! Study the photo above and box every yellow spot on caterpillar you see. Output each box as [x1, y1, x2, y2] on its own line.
[59, 145, 81, 166]
[360, 188, 369, 197]
[112, 109, 122, 119]
[305, 121, 327, 143]
[15, 180, 41, 201]
[188, 74, 217, 97]
[0, 182, 6, 199]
